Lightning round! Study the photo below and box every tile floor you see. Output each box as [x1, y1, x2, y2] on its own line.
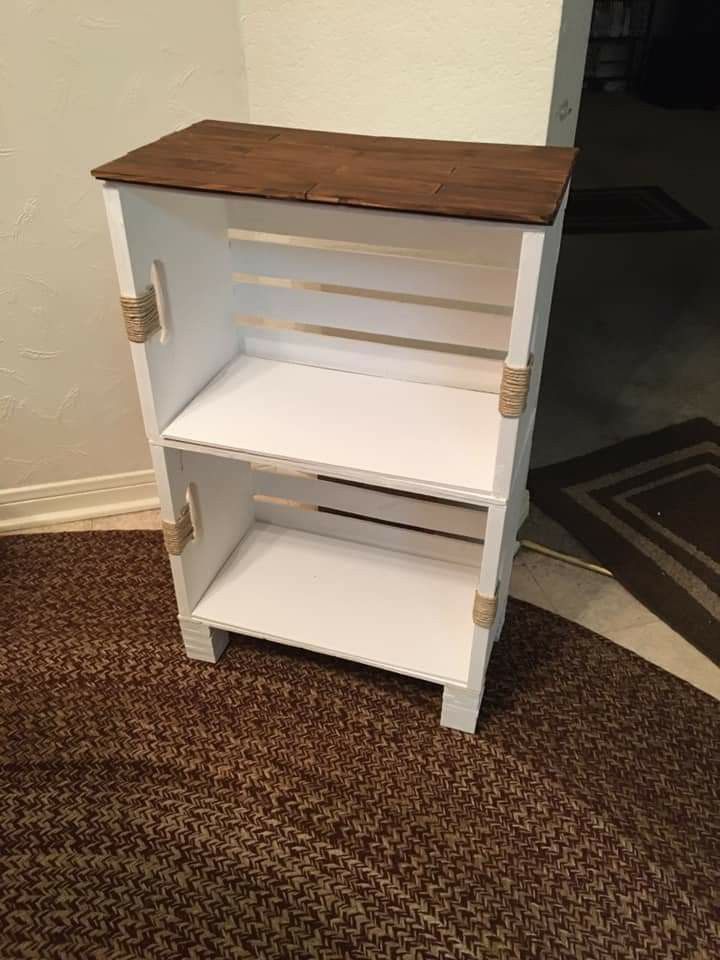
[510, 547, 719, 700]
[4, 508, 719, 701]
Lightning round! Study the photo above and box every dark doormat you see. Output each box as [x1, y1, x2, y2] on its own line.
[529, 418, 720, 666]
[565, 185, 710, 234]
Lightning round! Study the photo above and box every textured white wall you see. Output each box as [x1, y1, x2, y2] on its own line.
[240, 0, 568, 143]
[0, 2, 246, 489]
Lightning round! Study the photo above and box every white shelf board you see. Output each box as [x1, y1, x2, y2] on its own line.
[192, 521, 478, 685]
[162, 354, 501, 504]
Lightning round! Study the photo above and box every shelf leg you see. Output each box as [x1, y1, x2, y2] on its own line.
[479, 493, 524, 647]
[491, 547, 515, 645]
[178, 616, 229, 663]
[492, 602, 508, 643]
[440, 685, 483, 734]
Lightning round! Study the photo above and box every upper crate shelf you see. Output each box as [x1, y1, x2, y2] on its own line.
[92, 120, 577, 226]
[162, 353, 502, 504]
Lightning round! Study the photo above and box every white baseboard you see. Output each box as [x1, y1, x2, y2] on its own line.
[0, 469, 159, 532]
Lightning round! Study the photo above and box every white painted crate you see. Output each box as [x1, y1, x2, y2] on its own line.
[100, 167, 567, 733]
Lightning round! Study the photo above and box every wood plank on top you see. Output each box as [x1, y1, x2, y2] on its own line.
[92, 120, 577, 225]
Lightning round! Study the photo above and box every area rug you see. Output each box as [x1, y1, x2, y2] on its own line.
[564, 185, 709, 234]
[530, 418, 720, 667]
[1, 531, 718, 959]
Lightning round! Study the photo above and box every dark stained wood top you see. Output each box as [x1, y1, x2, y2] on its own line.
[92, 120, 577, 226]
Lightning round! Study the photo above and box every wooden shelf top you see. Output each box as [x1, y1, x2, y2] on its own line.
[92, 120, 577, 226]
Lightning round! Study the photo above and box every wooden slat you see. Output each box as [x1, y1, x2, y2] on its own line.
[231, 239, 517, 306]
[92, 120, 577, 226]
[227, 229, 521, 268]
[253, 500, 483, 566]
[240, 324, 503, 391]
[234, 283, 511, 352]
[226, 196, 525, 266]
[252, 471, 487, 540]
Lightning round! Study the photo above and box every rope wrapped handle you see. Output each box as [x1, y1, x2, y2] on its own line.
[162, 503, 194, 556]
[473, 590, 497, 628]
[120, 285, 160, 343]
[119, 262, 167, 344]
[499, 358, 532, 418]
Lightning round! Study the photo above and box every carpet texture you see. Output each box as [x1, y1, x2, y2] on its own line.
[565, 186, 709, 234]
[1, 531, 718, 960]
[530, 419, 720, 667]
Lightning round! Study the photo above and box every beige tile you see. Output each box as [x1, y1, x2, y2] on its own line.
[91, 509, 161, 531]
[609, 619, 720, 701]
[509, 561, 556, 613]
[0, 519, 93, 536]
[517, 550, 656, 636]
[515, 548, 720, 698]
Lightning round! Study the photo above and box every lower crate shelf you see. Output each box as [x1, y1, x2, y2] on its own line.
[192, 521, 480, 685]
[163, 354, 502, 504]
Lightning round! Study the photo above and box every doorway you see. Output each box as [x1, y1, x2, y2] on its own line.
[519, 0, 720, 668]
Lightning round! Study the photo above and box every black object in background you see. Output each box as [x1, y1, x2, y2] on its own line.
[640, 0, 720, 108]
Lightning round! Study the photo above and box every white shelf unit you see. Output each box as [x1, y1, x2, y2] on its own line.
[101, 170, 567, 734]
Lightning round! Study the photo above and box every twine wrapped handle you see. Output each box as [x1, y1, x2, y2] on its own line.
[162, 503, 194, 556]
[499, 358, 532, 418]
[473, 590, 497, 628]
[120, 285, 160, 343]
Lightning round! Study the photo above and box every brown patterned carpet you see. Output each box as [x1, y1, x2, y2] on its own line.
[1, 531, 718, 960]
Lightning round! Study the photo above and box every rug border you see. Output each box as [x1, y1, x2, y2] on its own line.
[529, 419, 720, 667]
[565, 185, 711, 234]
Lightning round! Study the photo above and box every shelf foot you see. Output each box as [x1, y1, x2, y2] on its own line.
[440, 685, 483, 734]
[179, 616, 229, 663]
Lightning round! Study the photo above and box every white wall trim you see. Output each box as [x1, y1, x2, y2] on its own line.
[0, 470, 159, 531]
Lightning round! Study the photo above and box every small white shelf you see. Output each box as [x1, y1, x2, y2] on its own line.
[98, 124, 570, 730]
[193, 521, 479, 685]
[163, 354, 502, 503]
